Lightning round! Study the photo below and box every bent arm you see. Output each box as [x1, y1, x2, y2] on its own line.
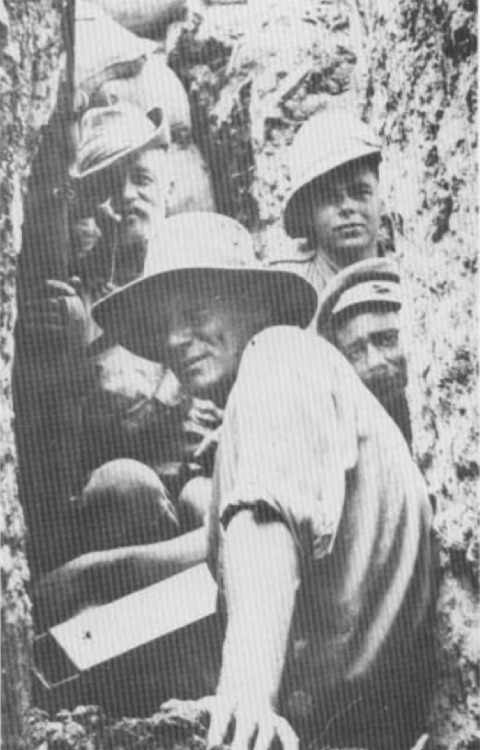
[120, 526, 207, 588]
[13, 282, 90, 574]
[34, 528, 207, 628]
[208, 510, 299, 750]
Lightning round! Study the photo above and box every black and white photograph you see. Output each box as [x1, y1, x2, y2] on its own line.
[1, 1, 477, 748]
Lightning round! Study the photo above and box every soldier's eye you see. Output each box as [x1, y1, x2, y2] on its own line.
[133, 171, 154, 186]
[346, 342, 365, 361]
[376, 330, 399, 347]
[351, 183, 371, 199]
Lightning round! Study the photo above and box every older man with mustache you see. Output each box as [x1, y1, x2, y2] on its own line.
[14, 108, 220, 590]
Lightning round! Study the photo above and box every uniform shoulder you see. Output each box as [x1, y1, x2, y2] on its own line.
[245, 325, 329, 357]
[240, 325, 351, 387]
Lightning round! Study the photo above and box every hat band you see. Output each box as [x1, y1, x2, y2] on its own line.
[332, 280, 401, 316]
[79, 125, 158, 172]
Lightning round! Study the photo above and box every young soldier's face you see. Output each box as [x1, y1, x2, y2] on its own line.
[306, 161, 381, 266]
[335, 309, 407, 400]
[165, 293, 259, 403]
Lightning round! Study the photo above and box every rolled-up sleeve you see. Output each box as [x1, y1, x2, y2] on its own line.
[215, 327, 358, 561]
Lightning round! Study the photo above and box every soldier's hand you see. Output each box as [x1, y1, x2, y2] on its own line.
[183, 399, 224, 460]
[20, 278, 87, 353]
[22, 278, 76, 334]
[73, 217, 102, 261]
[207, 695, 299, 750]
[193, 426, 222, 461]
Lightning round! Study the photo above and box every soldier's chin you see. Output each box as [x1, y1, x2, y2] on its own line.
[123, 218, 149, 245]
[367, 377, 404, 404]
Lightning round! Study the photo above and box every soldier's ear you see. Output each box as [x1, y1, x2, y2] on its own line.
[147, 106, 170, 149]
[147, 107, 163, 128]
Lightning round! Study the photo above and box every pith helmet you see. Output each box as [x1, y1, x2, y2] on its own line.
[284, 110, 382, 238]
[92, 212, 318, 362]
[70, 102, 169, 181]
[317, 257, 401, 339]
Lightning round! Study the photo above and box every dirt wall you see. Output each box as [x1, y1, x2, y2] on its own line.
[1, 0, 478, 748]
[1, 1, 61, 746]
[359, 1, 478, 746]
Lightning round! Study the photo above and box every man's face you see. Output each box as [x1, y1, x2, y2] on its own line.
[334, 309, 407, 402]
[109, 147, 166, 248]
[306, 160, 381, 267]
[164, 292, 261, 403]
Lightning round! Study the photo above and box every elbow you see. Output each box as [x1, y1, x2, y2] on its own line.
[225, 509, 300, 589]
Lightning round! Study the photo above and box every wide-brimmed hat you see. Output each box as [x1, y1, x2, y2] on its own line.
[316, 257, 401, 339]
[92, 212, 318, 362]
[70, 102, 169, 181]
[284, 110, 382, 238]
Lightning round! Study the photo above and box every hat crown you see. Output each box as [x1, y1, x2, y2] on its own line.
[284, 109, 382, 238]
[290, 110, 381, 184]
[317, 258, 401, 332]
[74, 102, 167, 177]
[143, 212, 258, 278]
[91, 213, 319, 359]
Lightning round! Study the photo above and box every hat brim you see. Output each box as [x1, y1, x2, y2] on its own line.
[332, 281, 401, 318]
[92, 266, 318, 362]
[284, 146, 381, 238]
[70, 126, 167, 181]
[316, 258, 400, 337]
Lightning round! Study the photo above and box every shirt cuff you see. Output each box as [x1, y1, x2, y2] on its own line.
[220, 499, 285, 531]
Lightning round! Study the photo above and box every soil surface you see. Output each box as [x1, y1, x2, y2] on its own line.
[1, 1, 477, 748]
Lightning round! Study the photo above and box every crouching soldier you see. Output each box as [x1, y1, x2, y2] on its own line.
[31, 214, 253, 628]
[13, 102, 178, 583]
[75, 0, 216, 217]
[91, 216, 437, 748]
[271, 109, 384, 297]
[317, 257, 413, 448]
[16, 106, 220, 619]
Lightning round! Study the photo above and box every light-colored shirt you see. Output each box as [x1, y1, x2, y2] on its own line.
[80, 342, 185, 474]
[268, 249, 342, 300]
[208, 326, 435, 720]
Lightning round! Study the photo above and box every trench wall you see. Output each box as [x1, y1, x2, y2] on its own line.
[1, 1, 477, 747]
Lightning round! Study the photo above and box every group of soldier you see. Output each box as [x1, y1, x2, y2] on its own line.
[13, 2, 437, 749]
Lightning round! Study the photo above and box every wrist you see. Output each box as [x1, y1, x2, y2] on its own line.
[217, 674, 277, 710]
[219, 635, 280, 706]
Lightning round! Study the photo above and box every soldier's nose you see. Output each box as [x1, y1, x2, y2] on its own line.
[167, 324, 194, 351]
[338, 192, 356, 214]
[122, 175, 137, 203]
[365, 343, 388, 372]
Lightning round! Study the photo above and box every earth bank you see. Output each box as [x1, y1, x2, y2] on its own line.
[0, 0, 477, 748]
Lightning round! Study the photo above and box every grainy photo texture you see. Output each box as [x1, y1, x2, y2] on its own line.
[1, 1, 478, 749]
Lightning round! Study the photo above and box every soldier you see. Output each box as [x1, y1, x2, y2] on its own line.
[88, 215, 437, 749]
[75, 0, 216, 217]
[70, 102, 170, 295]
[13, 103, 172, 577]
[317, 258, 412, 447]
[271, 109, 383, 297]
[32, 213, 253, 629]
[69, 101, 186, 302]
[14, 106, 219, 585]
